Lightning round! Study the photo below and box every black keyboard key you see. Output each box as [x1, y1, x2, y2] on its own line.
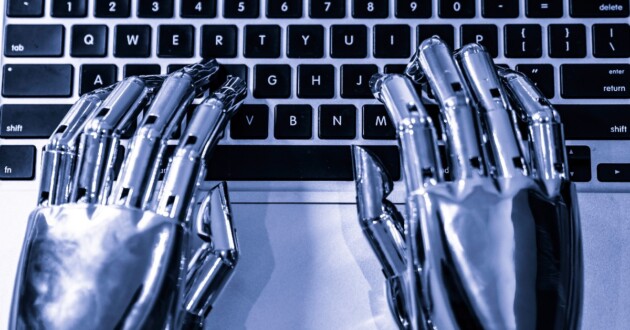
[331, 25, 368, 58]
[138, 0, 174, 17]
[167, 64, 188, 73]
[593, 24, 630, 58]
[267, 0, 302, 17]
[363, 105, 395, 139]
[526, 0, 562, 17]
[4, 25, 64, 57]
[181, 0, 216, 17]
[254, 65, 291, 98]
[341, 65, 378, 99]
[298, 65, 335, 99]
[115, 25, 151, 58]
[515, 64, 554, 98]
[570, 0, 629, 17]
[461, 25, 498, 58]
[7, 0, 44, 17]
[310, 0, 345, 18]
[275, 105, 313, 139]
[0, 104, 71, 138]
[555, 104, 630, 139]
[319, 105, 356, 139]
[224, 0, 259, 18]
[561, 64, 629, 99]
[0, 146, 35, 180]
[287, 25, 324, 58]
[374, 25, 411, 58]
[95, 0, 131, 17]
[353, 0, 388, 18]
[52, 0, 87, 17]
[124, 64, 161, 77]
[482, 0, 518, 17]
[567, 146, 591, 182]
[417, 25, 454, 49]
[230, 104, 269, 139]
[71, 25, 108, 57]
[80, 64, 118, 95]
[2, 64, 73, 97]
[396, 0, 431, 18]
[158, 25, 194, 58]
[244, 25, 281, 58]
[504, 25, 542, 58]
[598, 164, 630, 182]
[548, 24, 586, 58]
[224, 64, 248, 82]
[439, 0, 475, 18]
[201, 25, 237, 58]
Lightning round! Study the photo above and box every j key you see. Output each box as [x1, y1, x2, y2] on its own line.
[483, 0, 518, 17]
[396, 0, 431, 18]
[561, 64, 629, 99]
[181, 0, 217, 17]
[230, 104, 269, 139]
[158, 25, 194, 58]
[593, 24, 630, 58]
[341, 65, 378, 99]
[275, 105, 313, 139]
[124, 64, 161, 77]
[0, 146, 35, 180]
[80, 64, 118, 95]
[0, 105, 71, 138]
[504, 25, 542, 58]
[138, 0, 174, 17]
[287, 25, 324, 58]
[555, 105, 630, 140]
[374, 25, 411, 59]
[526, 0, 562, 17]
[95, 0, 131, 17]
[310, 0, 345, 18]
[115, 25, 152, 58]
[363, 105, 395, 140]
[298, 65, 335, 99]
[330, 25, 368, 58]
[254, 65, 291, 98]
[417, 25, 454, 49]
[461, 25, 498, 58]
[439, 0, 475, 18]
[4, 25, 64, 57]
[597, 164, 630, 182]
[52, 0, 87, 17]
[71, 25, 108, 57]
[319, 105, 356, 139]
[201, 25, 238, 58]
[244, 25, 281, 58]
[566, 146, 591, 182]
[7, 0, 44, 17]
[267, 0, 302, 17]
[2, 64, 73, 97]
[353, 0, 388, 18]
[548, 24, 586, 58]
[570, 0, 629, 17]
[515, 64, 554, 98]
[223, 64, 248, 82]
[224, 0, 259, 18]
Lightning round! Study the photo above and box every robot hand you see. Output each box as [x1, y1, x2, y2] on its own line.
[353, 38, 583, 329]
[10, 60, 247, 330]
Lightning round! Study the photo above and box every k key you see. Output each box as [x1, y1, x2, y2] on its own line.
[548, 24, 586, 58]
[230, 104, 269, 139]
[505, 24, 542, 58]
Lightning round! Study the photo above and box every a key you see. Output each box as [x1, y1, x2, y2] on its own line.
[526, 0, 562, 17]
[52, 0, 87, 17]
[0, 105, 71, 138]
[374, 25, 411, 59]
[287, 25, 324, 58]
[71, 25, 108, 57]
[566, 146, 591, 182]
[570, 0, 629, 17]
[363, 105, 395, 140]
[123, 64, 161, 77]
[224, 0, 260, 18]
[298, 64, 335, 99]
[4, 25, 64, 57]
[158, 25, 194, 58]
[593, 24, 630, 58]
[396, 0, 431, 18]
[505, 24, 542, 58]
[439, 0, 475, 18]
[114, 25, 152, 58]
[461, 25, 498, 57]
[482, 0, 518, 17]
[598, 164, 630, 182]
[275, 105, 313, 139]
[181, 0, 216, 17]
[353, 0, 388, 18]
[254, 65, 291, 98]
[244, 25, 281, 58]
[515, 64, 554, 98]
[319, 105, 357, 139]
[2, 64, 73, 97]
[138, 0, 174, 17]
[548, 24, 586, 58]
[201, 25, 238, 58]
[80, 64, 118, 95]
[267, 0, 302, 17]
[7, 0, 44, 17]
[555, 104, 630, 139]
[230, 104, 269, 139]
[330, 25, 368, 58]
[417, 25, 454, 49]
[341, 65, 378, 98]
[561, 64, 629, 99]
[310, 0, 345, 18]
[0, 146, 36, 180]
[95, 0, 131, 17]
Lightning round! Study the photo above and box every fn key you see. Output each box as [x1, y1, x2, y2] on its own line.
[0, 145, 35, 180]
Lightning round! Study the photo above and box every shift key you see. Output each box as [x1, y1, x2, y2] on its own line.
[2, 64, 73, 97]
[561, 64, 629, 99]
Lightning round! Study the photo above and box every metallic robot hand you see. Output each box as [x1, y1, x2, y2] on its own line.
[353, 37, 583, 329]
[10, 60, 247, 330]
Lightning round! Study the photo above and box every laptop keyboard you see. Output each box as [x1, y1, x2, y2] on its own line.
[0, 0, 628, 184]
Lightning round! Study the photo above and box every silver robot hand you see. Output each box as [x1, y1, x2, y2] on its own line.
[10, 61, 248, 330]
[354, 37, 582, 330]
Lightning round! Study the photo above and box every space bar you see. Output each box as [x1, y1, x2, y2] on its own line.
[204, 145, 401, 181]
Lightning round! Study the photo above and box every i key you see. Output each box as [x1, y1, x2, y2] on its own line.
[374, 25, 411, 59]
[593, 24, 630, 58]
[52, 0, 87, 17]
[548, 24, 586, 58]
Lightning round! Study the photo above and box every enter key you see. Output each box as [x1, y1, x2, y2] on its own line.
[561, 64, 629, 98]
